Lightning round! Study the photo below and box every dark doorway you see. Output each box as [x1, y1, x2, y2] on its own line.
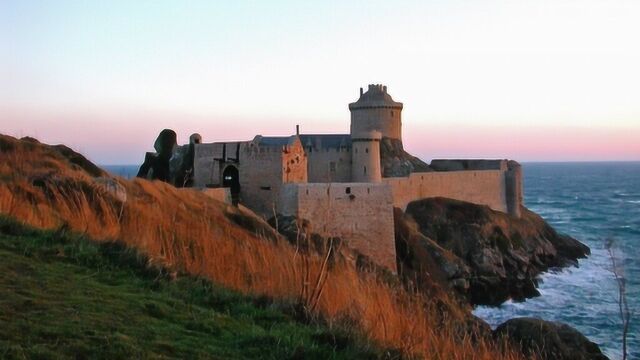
[222, 165, 240, 205]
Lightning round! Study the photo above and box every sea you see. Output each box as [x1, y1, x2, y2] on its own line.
[474, 162, 640, 359]
[103, 162, 639, 359]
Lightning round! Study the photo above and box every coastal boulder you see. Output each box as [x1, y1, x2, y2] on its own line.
[402, 197, 590, 305]
[137, 129, 177, 182]
[394, 207, 471, 295]
[494, 318, 608, 360]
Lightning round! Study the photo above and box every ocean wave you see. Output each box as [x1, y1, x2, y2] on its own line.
[476, 163, 640, 358]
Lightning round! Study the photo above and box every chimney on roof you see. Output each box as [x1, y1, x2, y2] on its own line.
[383, 85, 387, 93]
[296, 124, 299, 135]
[359, 87, 363, 96]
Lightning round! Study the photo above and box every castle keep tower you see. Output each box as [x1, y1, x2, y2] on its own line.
[349, 84, 403, 140]
[351, 130, 382, 183]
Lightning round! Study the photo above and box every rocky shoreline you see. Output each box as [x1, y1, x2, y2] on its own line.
[396, 197, 590, 306]
[394, 197, 608, 359]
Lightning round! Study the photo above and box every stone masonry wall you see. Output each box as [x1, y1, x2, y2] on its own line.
[193, 143, 222, 187]
[306, 148, 352, 183]
[350, 107, 402, 140]
[282, 141, 308, 184]
[384, 170, 509, 213]
[279, 183, 397, 272]
[193, 142, 242, 187]
[238, 144, 285, 217]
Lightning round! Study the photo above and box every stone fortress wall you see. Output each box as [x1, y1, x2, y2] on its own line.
[303, 144, 352, 183]
[239, 137, 307, 216]
[351, 131, 382, 183]
[188, 84, 523, 271]
[385, 170, 507, 212]
[193, 142, 242, 188]
[427, 159, 523, 217]
[279, 182, 396, 271]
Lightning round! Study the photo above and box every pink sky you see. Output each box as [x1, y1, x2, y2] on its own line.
[2, 2, 639, 164]
[2, 106, 638, 165]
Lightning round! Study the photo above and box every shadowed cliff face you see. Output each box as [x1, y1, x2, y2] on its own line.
[379, 137, 432, 177]
[397, 197, 590, 306]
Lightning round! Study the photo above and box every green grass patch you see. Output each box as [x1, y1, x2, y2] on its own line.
[0, 216, 382, 359]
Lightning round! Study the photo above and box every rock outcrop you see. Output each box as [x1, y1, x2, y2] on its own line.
[379, 137, 431, 177]
[398, 197, 590, 305]
[394, 207, 471, 295]
[494, 318, 608, 360]
[14, 136, 107, 177]
[137, 129, 177, 183]
[170, 133, 202, 188]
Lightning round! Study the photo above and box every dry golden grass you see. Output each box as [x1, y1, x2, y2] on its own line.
[0, 134, 527, 359]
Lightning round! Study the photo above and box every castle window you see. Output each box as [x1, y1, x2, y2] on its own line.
[306, 189, 309, 195]
[365, 148, 368, 153]
[345, 187, 351, 194]
[260, 186, 271, 190]
[391, 111, 394, 116]
[367, 188, 370, 194]
[364, 166, 367, 175]
[355, 148, 358, 154]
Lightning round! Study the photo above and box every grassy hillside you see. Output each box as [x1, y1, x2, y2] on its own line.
[0, 134, 525, 359]
[0, 216, 379, 359]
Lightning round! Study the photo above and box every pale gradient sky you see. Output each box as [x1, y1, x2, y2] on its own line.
[1, 0, 639, 164]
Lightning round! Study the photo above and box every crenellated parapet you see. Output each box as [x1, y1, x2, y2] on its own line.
[349, 84, 403, 140]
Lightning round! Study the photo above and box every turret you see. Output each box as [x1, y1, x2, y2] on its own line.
[349, 84, 403, 140]
[351, 130, 382, 183]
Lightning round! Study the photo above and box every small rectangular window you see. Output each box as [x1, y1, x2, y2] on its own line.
[260, 186, 271, 190]
[345, 187, 351, 194]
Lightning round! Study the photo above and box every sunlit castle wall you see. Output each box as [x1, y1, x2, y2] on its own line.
[351, 130, 382, 183]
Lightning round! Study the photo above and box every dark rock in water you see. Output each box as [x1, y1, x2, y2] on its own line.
[401, 197, 590, 306]
[494, 318, 608, 360]
[380, 137, 432, 177]
[137, 129, 177, 182]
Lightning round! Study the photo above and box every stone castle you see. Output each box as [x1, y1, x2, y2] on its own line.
[189, 84, 523, 271]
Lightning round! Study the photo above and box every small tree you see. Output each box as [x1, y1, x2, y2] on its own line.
[604, 238, 631, 360]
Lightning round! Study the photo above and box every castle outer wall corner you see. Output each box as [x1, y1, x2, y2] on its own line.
[280, 183, 397, 273]
[505, 161, 523, 218]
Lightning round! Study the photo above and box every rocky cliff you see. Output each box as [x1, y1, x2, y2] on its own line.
[379, 137, 432, 177]
[396, 197, 590, 306]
